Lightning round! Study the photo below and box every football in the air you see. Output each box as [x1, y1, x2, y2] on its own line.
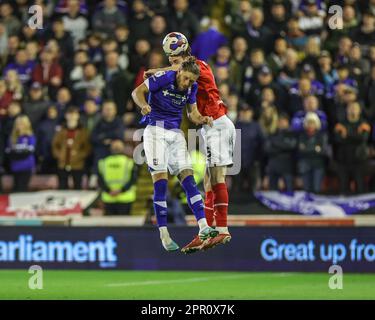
[162, 32, 189, 56]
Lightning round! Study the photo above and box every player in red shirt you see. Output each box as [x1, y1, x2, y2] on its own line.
[144, 33, 236, 253]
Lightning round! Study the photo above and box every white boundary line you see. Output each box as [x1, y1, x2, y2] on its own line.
[106, 274, 250, 287]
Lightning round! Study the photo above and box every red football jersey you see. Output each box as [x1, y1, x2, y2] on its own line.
[196, 59, 227, 120]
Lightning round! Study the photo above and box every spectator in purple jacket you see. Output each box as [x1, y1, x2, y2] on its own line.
[191, 19, 227, 62]
[291, 95, 328, 132]
[6, 115, 36, 192]
[3, 49, 35, 85]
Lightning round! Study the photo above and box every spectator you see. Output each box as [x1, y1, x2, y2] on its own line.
[265, 113, 296, 192]
[278, 48, 300, 89]
[81, 99, 101, 133]
[4, 69, 23, 101]
[98, 139, 138, 215]
[0, 79, 13, 119]
[62, 0, 89, 46]
[247, 65, 285, 117]
[242, 48, 266, 96]
[101, 37, 128, 70]
[226, 0, 252, 36]
[128, 0, 152, 49]
[0, 2, 21, 36]
[3, 49, 35, 85]
[102, 50, 133, 116]
[229, 36, 248, 94]
[72, 62, 104, 106]
[267, 37, 288, 75]
[363, 64, 375, 122]
[36, 105, 59, 174]
[168, 0, 200, 42]
[52, 106, 91, 189]
[350, 11, 375, 49]
[191, 19, 227, 62]
[147, 15, 168, 51]
[259, 104, 279, 136]
[265, 0, 289, 35]
[234, 104, 264, 193]
[6, 115, 36, 192]
[285, 18, 308, 51]
[2, 101, 22, 143]
[45, 18, 75, 63]
[92, 0, 127, 37]
[23, 82, 50, 130]
[291, 95, 328, 132]
[68, 50, 89, 86]
[129, 38, 151, 74]
[297, 112, 329, 193]
[91, 100, 125, 171]
[114, 24, 130, 56]
[333, 102, 371, 194]
[31, 48, 63, 100]
[297, 0, 325, 36]
[242, 7, 273, 54]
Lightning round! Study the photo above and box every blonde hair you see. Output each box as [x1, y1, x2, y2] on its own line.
[11, 115, 33, 145]
[259, 106, 279, 135]
[303, 112, 321, 130]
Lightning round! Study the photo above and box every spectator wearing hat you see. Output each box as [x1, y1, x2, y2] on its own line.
[297, 112, 329, 193]
[265, 113, 296, 192]
[52, 106, 91, 189]
[246, 65, 286, 117]
[234, 104, 264, 194]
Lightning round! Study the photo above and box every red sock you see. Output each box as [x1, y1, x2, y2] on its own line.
[204, 191, 215, 226]
[212, 183, 228, 227]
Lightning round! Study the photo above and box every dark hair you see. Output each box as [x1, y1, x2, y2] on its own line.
[65, 106, 79, 114]
[181, 56, 200, 76]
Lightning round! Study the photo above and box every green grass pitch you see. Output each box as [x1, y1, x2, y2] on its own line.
[0, 270, 374, 300]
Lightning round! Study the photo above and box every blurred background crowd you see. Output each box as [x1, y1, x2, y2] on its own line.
[0, 0, 375, 209]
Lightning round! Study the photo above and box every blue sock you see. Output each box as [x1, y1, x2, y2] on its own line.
[181, 175, 205, 222]
[153, 179, 168, 227]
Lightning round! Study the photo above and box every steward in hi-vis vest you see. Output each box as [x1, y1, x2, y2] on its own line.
[98, 140, 138, 215]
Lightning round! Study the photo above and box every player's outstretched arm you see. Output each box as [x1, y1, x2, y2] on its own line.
[187, 103, 213, 127]
[143, 64, 180, 80]
[132, 83, 151, 115]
